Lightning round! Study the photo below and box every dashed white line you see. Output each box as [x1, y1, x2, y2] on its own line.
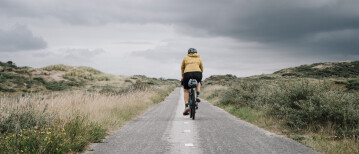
[168, 88, 201, 153]
[185, 143, 194, 147]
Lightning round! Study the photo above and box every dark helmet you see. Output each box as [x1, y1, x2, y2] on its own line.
[188, 48, 197, 54]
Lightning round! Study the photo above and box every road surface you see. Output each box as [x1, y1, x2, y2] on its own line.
[86, 88, 318, 154]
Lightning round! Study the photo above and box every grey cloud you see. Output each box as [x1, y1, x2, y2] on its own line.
[173, 0, 359, 55]
[29, 48, 106, 66]
[59, 48, 106, 59]
[31, 48, 106, 59]
[4, 0, 355, 55]
[0, 25, 47, 52]
[1, 0, 359, 78]
[114, 41, 154, 45]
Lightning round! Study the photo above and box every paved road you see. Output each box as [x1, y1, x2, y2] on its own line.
[86, 88, 318, 154]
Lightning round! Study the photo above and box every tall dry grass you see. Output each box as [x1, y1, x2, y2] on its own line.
[1, 90, 156, 128]
[0, 85, 175, 153]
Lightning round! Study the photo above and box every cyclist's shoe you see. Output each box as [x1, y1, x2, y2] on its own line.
[196, 96, 201, 102]
[183, 107, 190, 115]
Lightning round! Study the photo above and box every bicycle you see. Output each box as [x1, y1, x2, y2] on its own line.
[187, 79, 198, 120]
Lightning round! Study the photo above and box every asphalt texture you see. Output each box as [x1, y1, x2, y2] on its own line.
[86, 88, 319, 154]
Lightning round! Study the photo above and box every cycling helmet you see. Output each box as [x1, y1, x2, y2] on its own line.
[188, 48, 197, 54]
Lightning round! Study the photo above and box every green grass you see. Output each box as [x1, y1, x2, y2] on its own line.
[0, 116, 106, 153]
[216, 103, 263, 123]
[203, 77, 359, 153]
[44, 80, 84, 91]
[275, 61, 359, 78]
[0, 60, 181, 153]
[0, 79, 178, 153]
[42, 64, 71, 72]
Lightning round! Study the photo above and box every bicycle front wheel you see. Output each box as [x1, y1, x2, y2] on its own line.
[191, 94, 196, 120]
[191, 107, 195, 120]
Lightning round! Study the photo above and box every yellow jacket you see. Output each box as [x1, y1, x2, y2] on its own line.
[181, 53, 203, 77]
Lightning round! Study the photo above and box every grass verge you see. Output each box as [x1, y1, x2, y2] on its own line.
[202, 79, 359, 154]
[0, 85, 176, 153]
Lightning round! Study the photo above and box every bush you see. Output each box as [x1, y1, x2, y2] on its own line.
[282, 72, 300, 77]
[0, 116, 106, 153]
[346, 79, 359, 91]
[263, 81, 359, 134]
[44, 80, 84, 91]
[219, 80, 262, 108]
[0, 103, 106, 153]
[0, 106, 53, 134]
[99, 85, 117, 94]
[215, 79, 359, 137]
[259, 76, 275, 80]
[44, 81, 68, 91]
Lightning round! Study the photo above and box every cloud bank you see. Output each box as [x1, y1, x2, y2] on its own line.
[0, 0, 358, 78]
[0, 25, 47, 52]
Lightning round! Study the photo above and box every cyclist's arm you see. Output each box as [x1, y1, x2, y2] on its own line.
[200, 59, 203, 72]
[181, 58, 186, 77]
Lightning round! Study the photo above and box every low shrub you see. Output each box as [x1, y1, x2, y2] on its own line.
[346, 79, 359, 90]
[44, 80, 84, 91]
[44, 81, 69, 91]
[214, 79, 359, 137]
[0, 99, 106, 153]
[0, 116, 106, 153]
[282, 72, 300, 77]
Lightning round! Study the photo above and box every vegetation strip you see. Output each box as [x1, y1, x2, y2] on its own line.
[203, 62, 359, 154]
[0, 87, 176, 153]
[0, 60, 179, 153]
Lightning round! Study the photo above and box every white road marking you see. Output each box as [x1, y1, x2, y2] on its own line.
[167, 88, 201, 154]
[185, 143, 194, 147]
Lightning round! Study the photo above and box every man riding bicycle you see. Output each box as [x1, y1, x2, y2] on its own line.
[181, 48, 203, 115]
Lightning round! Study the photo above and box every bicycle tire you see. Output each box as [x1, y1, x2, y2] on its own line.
[191, 92, 196, 120]
[190, 106, 193, 118]
[191, 106, 195, 120]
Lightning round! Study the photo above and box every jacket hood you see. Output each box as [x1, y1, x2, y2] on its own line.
[188, 53, 200, 57]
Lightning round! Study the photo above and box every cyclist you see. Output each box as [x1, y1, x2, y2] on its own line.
[181, 48, 203, 115]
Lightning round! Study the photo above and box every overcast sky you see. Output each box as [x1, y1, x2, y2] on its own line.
[1, 0, 359, 79]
